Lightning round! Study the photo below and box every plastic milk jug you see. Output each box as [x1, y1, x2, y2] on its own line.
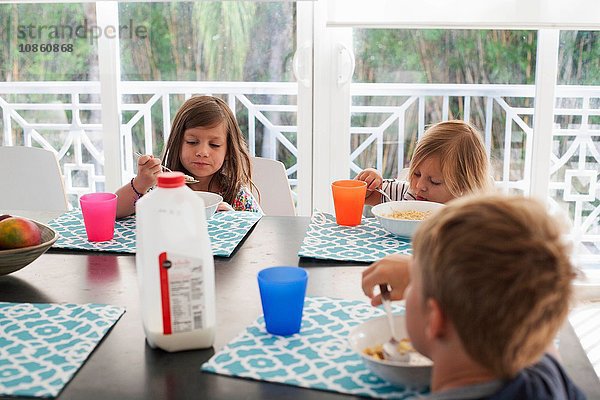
[135, 172, 215, 351]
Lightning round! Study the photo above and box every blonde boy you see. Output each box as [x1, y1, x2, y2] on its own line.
[362, 195, 585, 399]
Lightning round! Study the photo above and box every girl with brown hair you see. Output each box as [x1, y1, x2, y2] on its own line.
[116, 95, 260, 218]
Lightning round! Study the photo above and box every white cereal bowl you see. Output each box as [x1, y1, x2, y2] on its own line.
[195, 191, 223, 220]
[371, 201, 445, 238]
[348, 315, 432, 388]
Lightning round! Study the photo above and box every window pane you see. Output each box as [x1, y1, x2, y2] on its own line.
[354, 30, 536, 84]
[553, 31, 600, 271]
[118, 1, 300, 204]
[1, 3, 96, 81]
[350, 29, 536, 199]
[0, 3, 102, 206]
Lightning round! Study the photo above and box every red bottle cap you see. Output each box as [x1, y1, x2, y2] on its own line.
[157, 172, 185, 188]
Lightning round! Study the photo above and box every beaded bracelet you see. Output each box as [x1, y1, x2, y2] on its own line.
[130, 177, 144, 202]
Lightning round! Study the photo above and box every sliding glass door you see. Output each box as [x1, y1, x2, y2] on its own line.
[315, 0, 599, 273]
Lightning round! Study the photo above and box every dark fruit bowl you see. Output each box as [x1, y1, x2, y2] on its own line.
[0, 221, 58, 276]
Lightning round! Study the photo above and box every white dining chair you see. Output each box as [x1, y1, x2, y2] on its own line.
[0, 146, 68, 212]
[398, 167, 409, 181]
[250, 156, 296, 216]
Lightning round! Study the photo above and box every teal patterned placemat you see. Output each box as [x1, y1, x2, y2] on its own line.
[298, 212, 412, 262]
[48, 210, 261, 257]
[49, 211, 137, 253]
[0, 302, 124, 398]
[202, 296, 429, 399]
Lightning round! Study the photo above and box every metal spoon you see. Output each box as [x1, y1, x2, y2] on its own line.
[374, 188, 393, 203]
[134, 152, 199, 184]
[379, 284, 410, 362]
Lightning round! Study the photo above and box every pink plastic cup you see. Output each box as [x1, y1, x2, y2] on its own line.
[79, 193, 118, 242]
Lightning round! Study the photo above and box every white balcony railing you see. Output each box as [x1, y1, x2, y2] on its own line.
[0, 81, 598, 266]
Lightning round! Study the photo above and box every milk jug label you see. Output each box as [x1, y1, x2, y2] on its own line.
[158, 252, 204, 334]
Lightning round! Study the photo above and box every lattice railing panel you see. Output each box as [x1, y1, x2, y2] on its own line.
[0, 82, 597, 266]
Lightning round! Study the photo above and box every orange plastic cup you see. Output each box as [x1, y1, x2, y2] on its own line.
[331, 180, 367, 226]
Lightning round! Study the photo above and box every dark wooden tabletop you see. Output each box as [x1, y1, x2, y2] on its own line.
[1, 216, 598, 399]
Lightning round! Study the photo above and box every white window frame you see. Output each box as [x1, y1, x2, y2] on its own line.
[96, 1, 122, 193]
[326, 0, 600, 30]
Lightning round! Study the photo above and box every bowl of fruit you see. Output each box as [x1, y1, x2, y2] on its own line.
[0, 215, 58, 276]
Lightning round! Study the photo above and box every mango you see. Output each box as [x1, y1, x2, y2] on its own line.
[0, 217, 42, 250]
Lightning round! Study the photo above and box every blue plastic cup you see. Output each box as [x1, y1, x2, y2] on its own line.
[257, 266, 308, 336]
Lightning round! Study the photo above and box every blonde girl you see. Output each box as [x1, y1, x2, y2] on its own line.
[357, 120, 491, 205]
[116, 95, 260, 218]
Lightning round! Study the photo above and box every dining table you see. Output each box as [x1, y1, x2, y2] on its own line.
[1, 212, 599, 399]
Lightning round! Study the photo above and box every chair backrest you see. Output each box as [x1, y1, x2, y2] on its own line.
[398, 167, 409, 181]
[250, 156, 296, 216]
[0, 146, 68, 212]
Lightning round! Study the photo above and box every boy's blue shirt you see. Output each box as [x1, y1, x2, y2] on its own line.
[425, 354, 586, 400]
[488, 354, 586, 400]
